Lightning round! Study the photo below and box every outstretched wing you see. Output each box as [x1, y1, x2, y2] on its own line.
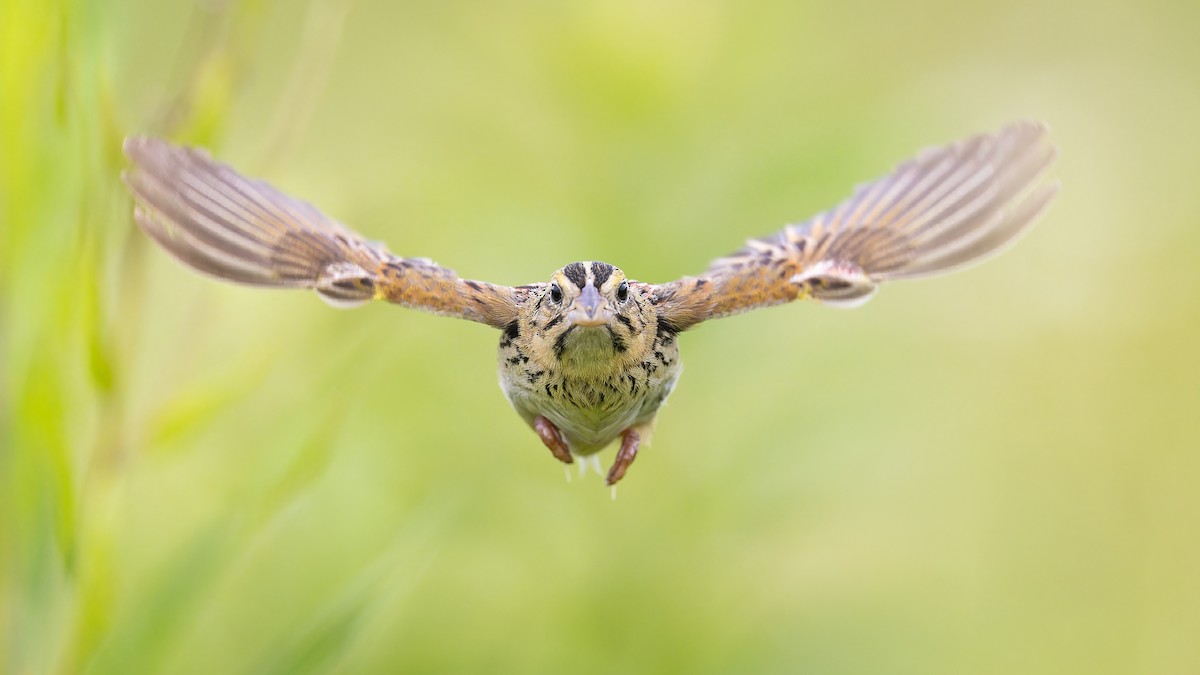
[650, 121, 1058, 330]
[123, 137, 525, 329]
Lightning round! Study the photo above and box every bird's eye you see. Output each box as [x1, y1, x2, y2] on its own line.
[549, 284, 563, 303]
[616, 281, 629, 302]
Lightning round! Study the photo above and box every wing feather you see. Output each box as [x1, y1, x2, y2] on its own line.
[651, 121, 1058, 329]
[123, 136, 521, 328]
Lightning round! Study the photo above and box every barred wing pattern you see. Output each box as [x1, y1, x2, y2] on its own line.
[651, 121, 1058, 330]
[123, 138, 522, 329]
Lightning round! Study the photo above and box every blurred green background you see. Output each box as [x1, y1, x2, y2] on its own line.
[3, 0, 1199, 673]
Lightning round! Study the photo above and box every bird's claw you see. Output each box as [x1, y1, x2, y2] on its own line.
[605, 428, 640, 486]
[534, 416, 573, 464]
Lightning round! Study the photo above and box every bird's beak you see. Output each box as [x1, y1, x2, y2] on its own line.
[567, 284, 612, 327]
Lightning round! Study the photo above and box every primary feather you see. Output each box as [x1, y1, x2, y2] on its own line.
[651, 120, 1058, 326]
[122, 137, 521, 326]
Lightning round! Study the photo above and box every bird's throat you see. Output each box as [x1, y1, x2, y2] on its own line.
[555, 325, 623, 372]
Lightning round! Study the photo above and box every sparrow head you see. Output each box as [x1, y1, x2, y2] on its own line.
[546, 261, 634, 327]
[531, 261, 651, 365]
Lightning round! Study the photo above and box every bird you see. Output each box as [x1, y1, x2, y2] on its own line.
[122, 121, 1058, 487]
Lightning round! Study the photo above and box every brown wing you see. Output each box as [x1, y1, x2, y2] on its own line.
[650, 121, 1059, 330]
[122, 137, 524, 329]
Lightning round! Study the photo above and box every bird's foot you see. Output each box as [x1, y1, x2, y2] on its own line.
[534, 416, 573, 464]
[605, 428, 640, 486]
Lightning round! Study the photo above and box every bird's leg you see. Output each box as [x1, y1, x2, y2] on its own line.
[605, 428, 640, 486]
[534, 416, 573, 464]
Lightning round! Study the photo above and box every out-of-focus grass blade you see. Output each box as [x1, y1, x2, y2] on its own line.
[254, 594, 371, 675]
[251, 406, 345, 526]
[1, 0, 98, 669]
[249, 497, 453, 675]
[145, 360, 272, 451]
[86, 522, 235, 675]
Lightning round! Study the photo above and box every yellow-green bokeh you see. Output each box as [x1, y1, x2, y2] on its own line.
[2, 0, 1198, 673]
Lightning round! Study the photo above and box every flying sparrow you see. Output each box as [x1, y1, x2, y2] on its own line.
[122, 121, 1057, 486]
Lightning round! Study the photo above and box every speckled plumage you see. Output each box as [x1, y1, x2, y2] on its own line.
[497, 262, 681, 457]
[122, 121, 1058, 485]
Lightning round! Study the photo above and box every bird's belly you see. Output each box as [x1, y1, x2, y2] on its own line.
[540, 395, 643, 453]
[501, 363, 680, 455]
